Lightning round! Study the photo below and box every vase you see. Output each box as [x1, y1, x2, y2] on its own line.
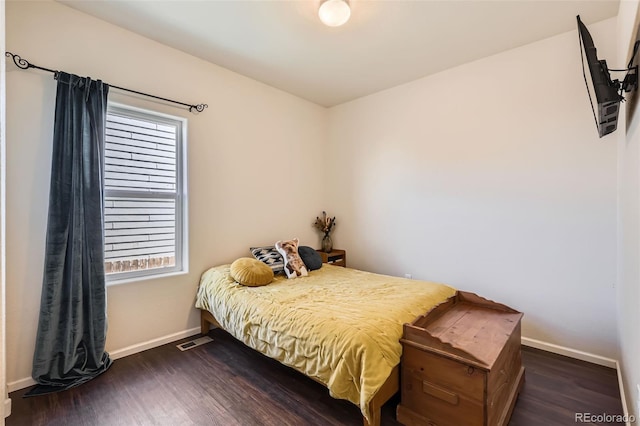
[322, 233, 333, 253]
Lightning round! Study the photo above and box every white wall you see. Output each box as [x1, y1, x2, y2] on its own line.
[616, 0, 640, 418]
[327, 19, 619, 359]
[5, 0, 327, 387]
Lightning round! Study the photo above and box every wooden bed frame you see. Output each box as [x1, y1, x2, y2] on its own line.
[200, 309, 399, 426]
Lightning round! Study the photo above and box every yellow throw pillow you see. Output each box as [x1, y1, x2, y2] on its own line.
[230, 257, 274, 287]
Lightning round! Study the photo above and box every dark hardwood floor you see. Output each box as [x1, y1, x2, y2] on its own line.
[8, 328, 624, 425]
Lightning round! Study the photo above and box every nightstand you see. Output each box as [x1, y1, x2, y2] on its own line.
[316, 249, 346, 267]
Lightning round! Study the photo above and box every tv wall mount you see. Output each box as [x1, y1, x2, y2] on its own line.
[611, 40, 639, 99]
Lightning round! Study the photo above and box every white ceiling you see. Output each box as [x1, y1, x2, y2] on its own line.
[59, 0, 620, 107]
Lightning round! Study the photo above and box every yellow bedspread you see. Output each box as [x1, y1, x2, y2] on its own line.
[195, 264, 456, 421]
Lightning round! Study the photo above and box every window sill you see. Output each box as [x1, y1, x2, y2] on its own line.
[106, 268, 189, 287]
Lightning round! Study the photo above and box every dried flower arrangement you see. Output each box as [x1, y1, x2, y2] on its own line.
[314, 211, 336, 252]
[314, 211, 336, 234]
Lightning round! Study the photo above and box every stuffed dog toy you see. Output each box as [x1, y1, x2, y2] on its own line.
[275, 238, 308, 279]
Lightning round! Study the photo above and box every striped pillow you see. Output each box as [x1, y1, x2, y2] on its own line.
[250, 246, 284, 275]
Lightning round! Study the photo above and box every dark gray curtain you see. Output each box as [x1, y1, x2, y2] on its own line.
[27, 72, 112, 396]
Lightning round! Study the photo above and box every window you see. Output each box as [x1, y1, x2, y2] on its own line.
[104, 104, 187, 282]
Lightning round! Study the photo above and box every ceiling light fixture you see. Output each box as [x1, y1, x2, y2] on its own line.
[318, 0, 351, 27]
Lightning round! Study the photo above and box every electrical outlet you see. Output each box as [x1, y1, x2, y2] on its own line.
[404, 273, 412, 279]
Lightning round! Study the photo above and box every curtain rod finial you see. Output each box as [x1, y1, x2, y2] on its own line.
[5, 51, 31, 70]
[190, 104, 208, 113]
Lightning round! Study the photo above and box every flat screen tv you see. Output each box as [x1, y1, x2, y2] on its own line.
[576, 15, 623, 138]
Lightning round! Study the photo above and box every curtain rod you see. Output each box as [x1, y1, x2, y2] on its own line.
[5, 52, 208, 113]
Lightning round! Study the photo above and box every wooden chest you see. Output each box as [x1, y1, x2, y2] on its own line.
[397, 291, 525, 426]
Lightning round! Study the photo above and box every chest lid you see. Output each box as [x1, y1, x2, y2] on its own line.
[402, 291, 523, 370]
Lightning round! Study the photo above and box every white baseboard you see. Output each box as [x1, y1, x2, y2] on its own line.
[615, 361, 631, 426]
[109, 327, 201, 360]
[7, 327, 202, 393]
[3, 398, 11, 418]
[521, 336, 617, 368]
[7, 377, 35, 393]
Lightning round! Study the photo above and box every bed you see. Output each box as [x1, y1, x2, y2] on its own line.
[195, 263, 457, 426]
